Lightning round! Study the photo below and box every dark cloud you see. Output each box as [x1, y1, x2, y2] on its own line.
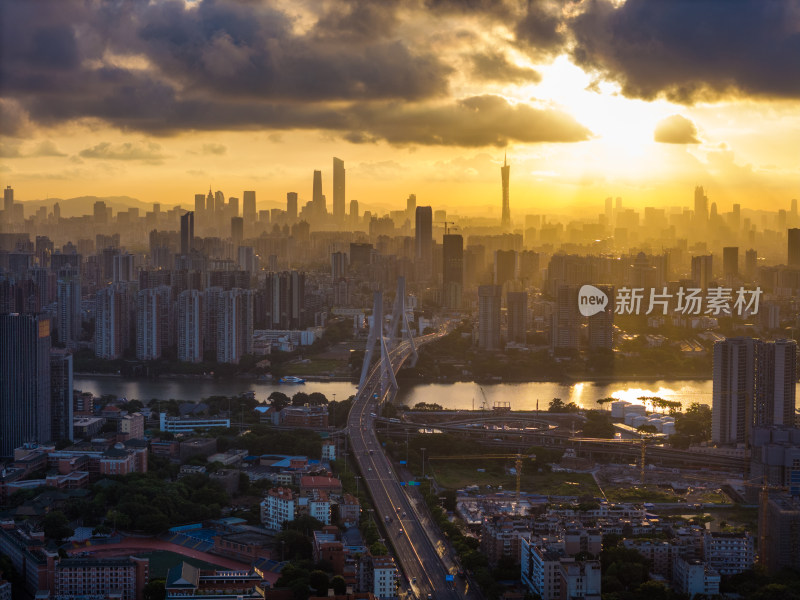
[312, 0, 400, 43]
[571, 0, 800, 102]
[654, 115, 700, 144]
[515, 0, 567, 57]
[470, 51, 542, 83]
[78, 142, 166, 162]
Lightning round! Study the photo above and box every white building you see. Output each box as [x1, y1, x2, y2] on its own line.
[702, 531, 754, 575]
[559, 559, 601, 600]
[217, 288, 253, 364]
[520, 536, 567, 600]
[672, 556, 720, 599]
[261, 487, 297, 530]
[309, 492, 331, 525]
[371, 556, 398, 599]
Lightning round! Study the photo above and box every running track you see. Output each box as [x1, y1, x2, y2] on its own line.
[65, 537, 253, 571]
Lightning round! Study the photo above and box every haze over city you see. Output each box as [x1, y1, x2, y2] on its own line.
[2, 0, 799, 213]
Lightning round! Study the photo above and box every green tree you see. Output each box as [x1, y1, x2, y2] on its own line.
[549, 398, 566, 412]
[331, 575, 347, 595]
[42, 511, 74, 542]
[582, 410, 615, 438]
[268, 391, 291, 411]
[370, 541, 388, 555]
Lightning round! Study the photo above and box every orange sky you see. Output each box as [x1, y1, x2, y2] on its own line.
[1, 0, 798, 217]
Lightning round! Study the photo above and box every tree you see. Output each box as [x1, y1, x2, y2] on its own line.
[309, 570, 330, 597]
[331, 575, 347, 595]
[582, 411, 615, 438]
[674, 402, 712, 442]
[370, 541, 388, 555]
[549, 398, 566, 412]
[42, 511, 74, 542]
[268, 391, 291, 411]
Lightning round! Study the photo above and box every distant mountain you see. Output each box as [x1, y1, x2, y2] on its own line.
[20, 196, 156, 218]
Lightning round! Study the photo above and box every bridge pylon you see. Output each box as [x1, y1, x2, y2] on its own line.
[389, 276, 418, 367]
[359, 291, 398, 401]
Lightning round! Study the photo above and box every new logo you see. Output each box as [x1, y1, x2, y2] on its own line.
[578, 284, 609, 317]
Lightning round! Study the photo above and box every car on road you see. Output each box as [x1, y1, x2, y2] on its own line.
[411, 577, 416, 584]
[398, 528, 404, 535]
[402, 512, 406, 517]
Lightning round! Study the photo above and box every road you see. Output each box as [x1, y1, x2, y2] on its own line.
[347, 327, 474, 600]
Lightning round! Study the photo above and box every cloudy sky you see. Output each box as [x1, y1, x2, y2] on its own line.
[1, 0, 799, 216]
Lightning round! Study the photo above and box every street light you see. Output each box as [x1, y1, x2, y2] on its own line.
[420, 447, 426, 479]
[354, 475, 361, 495]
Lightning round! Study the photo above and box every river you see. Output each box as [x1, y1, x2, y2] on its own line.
[73, 375, 739, 412]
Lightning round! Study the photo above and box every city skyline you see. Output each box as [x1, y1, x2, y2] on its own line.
[1, 0, 799, 212]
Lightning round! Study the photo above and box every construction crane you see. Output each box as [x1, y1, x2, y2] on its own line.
[428, 452, 534, 505]
[437, 221, 457, 235]
[568, 435, 660, 484]
[478, 385, 490, 411]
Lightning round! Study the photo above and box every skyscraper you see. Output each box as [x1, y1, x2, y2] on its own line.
[442, 234, 463, 309]
[264, 271, 306, 330]
[231, 216, 244, 249]
[287, 192, 298, 221]
[588, 285, 614, 350]
[406, 194, 417, 219]
[194, 193, 205, 226]
[691, 255, 713, 289]
[723, 246, 739, 278]
[217, 288, 253, 364]
[478, 285, 502, 350]
[136, 286, 172, 361]
[95, 284, 130, 359]
[56, 267, 81, 347]
[50, 348, 73, 444]
[552, 285, 580, 352]
[494, 249, 516, 287]
[350, 200, 359, 226]
[506, 291, 528, 344]
[415, 206, 433, 279]
[333, 157, 345, 222]
[243, 190, 256, 226]
[712, 338, 797, 445]
[501, 153, 510, 228]
[177, 289, 204, 363]
[1, 314, 52, 457]
[4, 185, 14, 214]
[180, 211, 194, 255]
[694, 185, 708, 229]
[788, 229, 800, 266]
[313, 170, 325, 216]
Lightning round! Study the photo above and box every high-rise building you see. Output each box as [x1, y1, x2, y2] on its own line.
[93, 200, 108, 224]
[694, 185, 708, 229]
[442, 234, 463, 309]
[415, 206, 433, 279]
[712, 338, 797, 445]
[763, 494, 800, 574]
[350, 199, 359, 226]
[180, 211, 194, 255]
[478, 285, 502, 350]
[333, 157, 345, 222]
[745, 249, 758, 278]
[406, 194, 417, 219]
[691, 254, 713, 289]
[1, 314, 51, 457]
[214, 191, 225, 216]
[494, 249, 516, 286]
[723, 246, 739, 278]
[95, 284, 129, 359]
[50, 348, 73, 443]
[56, 267, 81, 347]
[312, 170, 325, 216]
[588, 285, 614, 350]
[788, 229, 800, 267]
[501, 153, 510, 228]
[243, 190, 256, 225]
[113, 253, 135, 283]
[755, 339, 797, 429]
[331, 252, 348, 279]
[231, 216, 244, 248]
[206, 188, 215, 215]
[177, 289, 204, 363]
[264, 271, 306, 330]
[194, 193, 205, 216]
[3, 186, 13, 218]
[217, 288, 253, 364]
[552, 285, 580, 352]
[136, 286, 172, 361]
[287, 192, 298, 221]
[507, 291, 527, 344]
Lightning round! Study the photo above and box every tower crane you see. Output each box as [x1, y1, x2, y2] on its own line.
[568, 435, 660, 484]
[428, 452, 534, 505]
[437, 221, 457, 235]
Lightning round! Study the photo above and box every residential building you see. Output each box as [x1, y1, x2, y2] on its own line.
[672, 556, 720, 599]
[54, 556, 149, 600]
[415, 206, 432, 279]
[49, 349, 73, 444]
[281, 405, 329, 428]
[702, 531, 754, 575]
[159, 414, 230, 434]
[558, 558, 601, 600]
[177, 289, 204, 363]
[520, 537, 567, 600]
[478, 284, 502, 350]
[763, 493, 800, 574]
[442, 233, 463, 309]
[261, 487, 297, 530]
[369, 556, 397, 600]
